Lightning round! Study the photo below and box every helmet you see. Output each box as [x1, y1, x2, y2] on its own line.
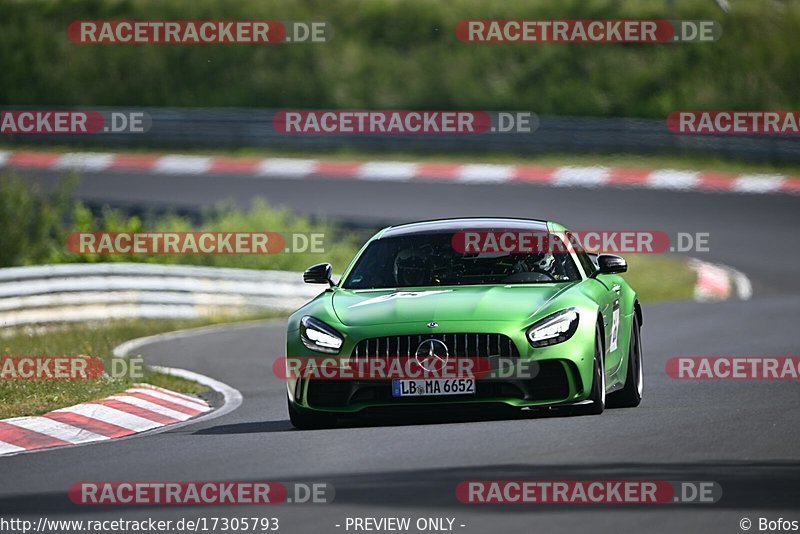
[393, 248, 430, 286]
[534, 253, 555, 272]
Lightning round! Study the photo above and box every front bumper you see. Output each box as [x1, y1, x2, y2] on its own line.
[285, 320, 596, 415]
[300, 359, 580, 411]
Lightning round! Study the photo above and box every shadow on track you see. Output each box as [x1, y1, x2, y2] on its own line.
[2, 460, 798, 515]
[193, 404, 606, 435]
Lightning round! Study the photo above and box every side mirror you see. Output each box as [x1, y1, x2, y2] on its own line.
[303, 263, 334, 286]
[595, 254, 627, 275]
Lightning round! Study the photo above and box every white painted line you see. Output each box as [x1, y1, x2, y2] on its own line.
[4, 417, 107, 444]
[153, 155, 213, 175]
[733, 174, 785, 193]
[136, 384, 211, 405]
[0, 150, 11, 167]
[108, 395, 193, 420]
[552, 166, 610, 187]
[0, 440, 27, 455]
[53, 152, 114, 172]
[730, 269, 754, 300]
[457, 164, 515, 183]
[55, 403, 163, 432]
[127, 388, 210, 411]
[147, 365, 242, 425]
[257, 158, 317, 177]
[646, 169, 701, 190]
[357, 161, 418, 181]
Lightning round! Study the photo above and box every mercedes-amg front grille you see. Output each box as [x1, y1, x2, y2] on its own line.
[351, 333, 519, 359]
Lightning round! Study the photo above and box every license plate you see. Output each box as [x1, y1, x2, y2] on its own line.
[392, 378, 475, 397]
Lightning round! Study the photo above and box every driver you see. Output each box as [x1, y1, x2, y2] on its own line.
[393, 247, 431, 286]
[534, 253, 555, 273]
[512, 253, 555, 275]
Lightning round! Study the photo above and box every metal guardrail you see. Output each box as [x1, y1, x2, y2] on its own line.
[0, 263, 319, 327]
[4, 107, 799, 163]
[0, 260, 753, 327]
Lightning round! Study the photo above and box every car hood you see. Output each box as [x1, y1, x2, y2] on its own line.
[331, 284, 576, 326]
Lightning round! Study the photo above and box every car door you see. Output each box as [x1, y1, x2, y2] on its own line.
[577, 250, 623, 376]
[593, 272, 623, 375]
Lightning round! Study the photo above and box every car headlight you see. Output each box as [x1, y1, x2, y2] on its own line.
[300, 316, 344, 354]
[527, 308, 579, 347]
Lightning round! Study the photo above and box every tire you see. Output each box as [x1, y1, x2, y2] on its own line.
[583, 323, 606, 415]
[607, 314, 643, 408]
[287, 395, 336, 430]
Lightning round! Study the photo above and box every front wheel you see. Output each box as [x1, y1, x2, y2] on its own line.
[287, 395, 336, 430]
[607, 314, 643, 408]
[582, 323, 606, 415]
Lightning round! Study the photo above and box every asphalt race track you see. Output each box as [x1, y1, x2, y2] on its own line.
[2, 168, 799, 533]
[20, 168, 800, 295]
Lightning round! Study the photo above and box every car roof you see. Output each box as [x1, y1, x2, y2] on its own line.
[380, 217, 550, 238]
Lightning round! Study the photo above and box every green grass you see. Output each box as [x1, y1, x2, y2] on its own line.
[0, 313, 282, 419]
[623, 254, 696, 303]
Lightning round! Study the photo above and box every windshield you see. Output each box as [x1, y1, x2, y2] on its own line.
[342, 232, 581, 289]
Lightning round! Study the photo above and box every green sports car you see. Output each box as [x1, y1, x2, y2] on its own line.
[286, 217, 643, 429]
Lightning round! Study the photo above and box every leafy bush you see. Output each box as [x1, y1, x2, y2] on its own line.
[0, 172, 363, 272]
[0, 173, 74, 267]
